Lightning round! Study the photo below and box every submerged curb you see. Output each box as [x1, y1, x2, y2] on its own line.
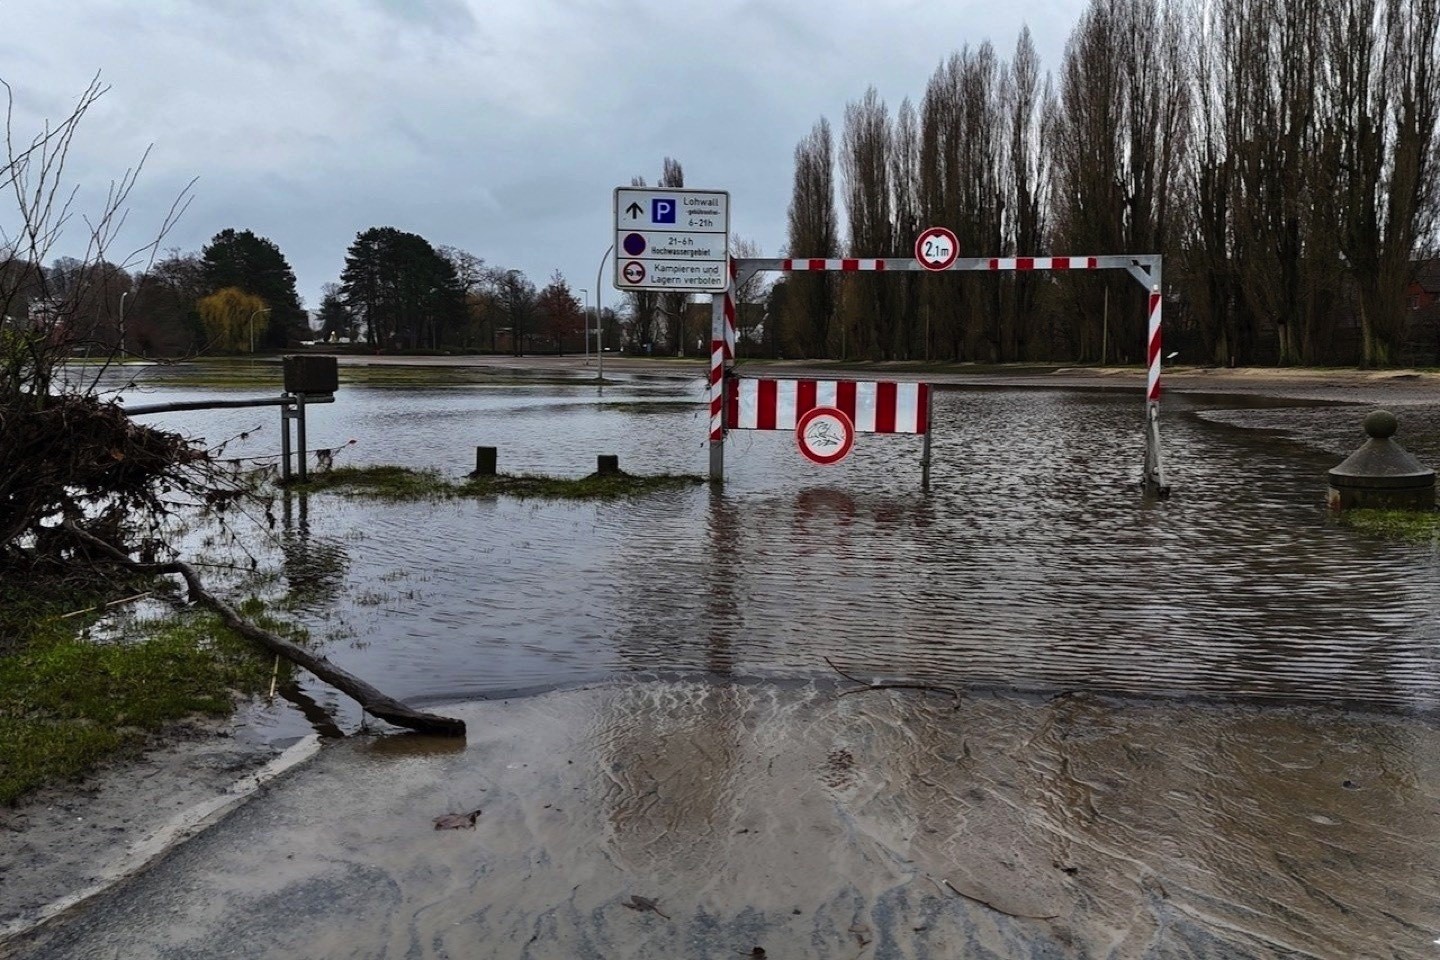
[0, 734, 322, 945]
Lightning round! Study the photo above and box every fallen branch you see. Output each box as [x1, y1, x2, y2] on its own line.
[824, 656, 961, 708]
[64, 522, 465, 736]
[58, 591, 152, 619]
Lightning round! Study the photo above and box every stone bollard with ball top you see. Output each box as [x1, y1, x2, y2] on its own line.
[1327, 410, 1436, 511]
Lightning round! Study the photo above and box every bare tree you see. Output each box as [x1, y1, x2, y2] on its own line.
[0, 74, 223, 573]
[920, 46, 1005, 360]
[2, 74, 192, 395]
[1052, 0, 1187, 362]
[1327, 0, 1440, 365]
[728, 235, 768, 356]
[624, 174, 660, 354]
[783, 119, 838, 357]
[1002, 27, 1054, 360]
[492, 268, 536, 356]
[840, 87, 893, 359]
[890, 97, 922, 358]
[657, 157, 691, 355]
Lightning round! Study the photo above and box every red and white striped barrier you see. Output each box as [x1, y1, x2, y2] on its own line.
[725, 378, 930, 434]
[710, 251, 1166, 493]
[984, 256, 1098, 271]
[779, 258, 890, 272]
[776, 256, 1103, 272]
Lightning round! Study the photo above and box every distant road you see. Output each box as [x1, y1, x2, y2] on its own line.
[331, 353, 1440, 404]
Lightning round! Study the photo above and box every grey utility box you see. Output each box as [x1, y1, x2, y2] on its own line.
[283, 355, 339, 395]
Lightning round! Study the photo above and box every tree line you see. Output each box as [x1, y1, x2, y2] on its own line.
[2, 226, 594, 357]
[775, 0, 1440, 367]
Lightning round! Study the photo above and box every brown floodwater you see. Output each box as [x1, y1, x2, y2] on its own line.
[9, 682, 1440, 959]
[111, 366, 1440, 730]
[29, 364, 1430, 958]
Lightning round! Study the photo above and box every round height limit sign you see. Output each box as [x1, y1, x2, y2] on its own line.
[914, 226, 959, 271]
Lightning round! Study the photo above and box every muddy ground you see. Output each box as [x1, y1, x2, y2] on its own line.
[0, 716, 309, 939]
[5, 681, 1437, 959]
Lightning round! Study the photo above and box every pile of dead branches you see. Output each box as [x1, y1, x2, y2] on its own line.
[0, 392, 242, 575]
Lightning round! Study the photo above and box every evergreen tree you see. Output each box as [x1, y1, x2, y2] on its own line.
[200, 229, 307, 347]
[338, 227, 465, 350]
[315, 284, 355, 342]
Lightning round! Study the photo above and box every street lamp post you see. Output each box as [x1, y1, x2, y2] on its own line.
[249, 307, 271, 355]
[118, 291, 128, 356]
[595, 244, 613, 383]
[578, 288, 589, 359]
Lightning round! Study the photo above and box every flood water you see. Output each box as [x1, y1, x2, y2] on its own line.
[30, 361, 1438, 959]
[110, 362, 1440, 729]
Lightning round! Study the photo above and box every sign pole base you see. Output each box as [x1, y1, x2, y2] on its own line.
[1143, 401, 1169, 497]
[921, 384, 933, 489]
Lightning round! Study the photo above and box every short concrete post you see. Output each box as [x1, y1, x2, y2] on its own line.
[596, 455, 620, 476]
[1327, 410, 1436, 510]
[473, 446, 497, 477]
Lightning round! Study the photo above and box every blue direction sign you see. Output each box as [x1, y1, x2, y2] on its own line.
[623, 232, 647, 256]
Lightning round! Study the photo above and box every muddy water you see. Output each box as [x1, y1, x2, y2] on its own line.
[29, 366, 1435, 958]
[115, 366, 1440, 727]
[11, 683, 1440, 959]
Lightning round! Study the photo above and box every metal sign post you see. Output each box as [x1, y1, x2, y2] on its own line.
[921, 387, 934, 489]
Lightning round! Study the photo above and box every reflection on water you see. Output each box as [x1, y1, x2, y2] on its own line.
[115, 368, 1440, 723]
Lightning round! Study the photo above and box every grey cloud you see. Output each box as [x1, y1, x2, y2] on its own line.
[3, 0, 1083, 309]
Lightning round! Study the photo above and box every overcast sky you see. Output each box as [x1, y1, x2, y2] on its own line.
[3, 0, 1086, 311]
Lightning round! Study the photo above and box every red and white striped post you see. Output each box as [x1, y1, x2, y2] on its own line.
[1142, 258, 1168, 495]
[708, 260, 737, 480]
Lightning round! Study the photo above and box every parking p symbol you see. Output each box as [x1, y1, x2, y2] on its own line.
[652, 199, 676, 224]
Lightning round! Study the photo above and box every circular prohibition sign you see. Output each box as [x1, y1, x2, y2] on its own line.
[914, 226, 960, 271]
[795, 406, 856, 465]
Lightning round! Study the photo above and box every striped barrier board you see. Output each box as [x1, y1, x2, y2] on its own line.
[725, 379, 930, 434]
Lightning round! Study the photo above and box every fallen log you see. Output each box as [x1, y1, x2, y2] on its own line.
[63, 522, 466, 736]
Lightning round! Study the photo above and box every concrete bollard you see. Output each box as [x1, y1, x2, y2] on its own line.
[472, 446, 497, 477]
[596, 455, 620, 476]
[1327, 410, 1436, 510]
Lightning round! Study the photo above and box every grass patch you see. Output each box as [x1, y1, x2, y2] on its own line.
[459, 471, 704, 500]
[291, 465, 454, 500]
[0, 584, 293, 806]
[289, 464, 705, 501]
[1337, 508, 1440, 543]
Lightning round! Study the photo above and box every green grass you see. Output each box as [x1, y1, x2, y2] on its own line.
[459, 471, 705, 500]
[1337, 508, 1440, 543]
[292, 465, 453, 500]
[290, 464, 705, 501]
[0, 585, 293, 806]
